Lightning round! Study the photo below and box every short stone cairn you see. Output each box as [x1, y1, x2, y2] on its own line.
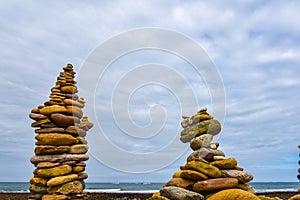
[149, 108, 257, 200]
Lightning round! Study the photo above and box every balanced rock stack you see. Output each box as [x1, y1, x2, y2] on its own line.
[29, 64, 93, 200]
[149, 108, 258, 200]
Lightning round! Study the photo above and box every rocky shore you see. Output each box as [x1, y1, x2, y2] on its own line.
[0, 192, 298, 200]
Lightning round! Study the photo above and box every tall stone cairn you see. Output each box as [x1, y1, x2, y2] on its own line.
[148, 108, 258, 200]
[29, 64, 93, 200]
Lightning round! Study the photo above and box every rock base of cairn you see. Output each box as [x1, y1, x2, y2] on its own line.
[29, 64, 93, 200]
[149, 108, 258, 200]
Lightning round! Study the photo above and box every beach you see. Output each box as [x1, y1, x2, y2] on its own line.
[0, 192, 298, 200]
[0, 182, 299, 199]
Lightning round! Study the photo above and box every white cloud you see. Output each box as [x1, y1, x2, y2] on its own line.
[0, 0, 299, 182]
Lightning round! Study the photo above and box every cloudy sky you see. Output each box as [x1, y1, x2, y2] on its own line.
[1, 0, 300, 183]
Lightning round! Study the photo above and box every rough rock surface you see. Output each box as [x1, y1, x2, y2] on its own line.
[164, 178, 196, 190]
[160, 186, 204, 200]
[187, 148, 225, 162]
[221, 169, 254, 183]
[206, 189, 260, 200]
[185, 160, 221, 178]
[193, 178, 239, 192]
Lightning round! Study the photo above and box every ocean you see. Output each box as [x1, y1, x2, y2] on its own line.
[0, 182, 298, 193]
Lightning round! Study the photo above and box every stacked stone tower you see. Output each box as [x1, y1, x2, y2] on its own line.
[29, 64, 93, 200]
[149, 108, 257, 200]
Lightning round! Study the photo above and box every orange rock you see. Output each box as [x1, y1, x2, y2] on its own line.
[289, 194, 300, 200]
[61, 85, 77, 94]
[77, 172, 88, 180]
[65, 106, 83, 118]
[40, 105, 67, 115]
[31, 107, 40, 113]
[210, 157, 237, 169]
[47, 180, 83, 194]
[42, 194, 69, 200]
[193, 178, 239, 192]
[185, 160, 221, 178]
[35, 145, 71, 155]
[30, 177, 48, 186]
[36, 162, 60, 168]
[35, 134, 78, 146]
[65, 126, 86, 136]
[31, 119, 52, 127]
[63, 99, 84, 108]
[164, 178, 196, 190]
[51, 113, 80, 128]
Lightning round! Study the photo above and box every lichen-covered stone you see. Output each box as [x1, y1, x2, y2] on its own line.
[173, 170, 208, 181]
[61, 85, 77, 94]
[76, 136, 88, 144]
[63, 99, 84, 108]
[39, 105, 67, 115]
[31, 154, 89, 164]
[185, 160, 221, 178]
[180, 119, 221, 143]
[37, 165, 72, 178]
[206, 189, 260, 200]
[35, 146, 71, 155]
[210, 157, 237, 169]
[47, 180, 83, 194]
[73, 166, 85, 173]
[47, 174, 78, 187]
[77, 172, 88, 180]
[30, 177, 48, 186]
[35, 134, 78, 146]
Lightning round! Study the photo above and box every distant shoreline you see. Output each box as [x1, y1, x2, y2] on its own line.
[0, 192, 298, 200]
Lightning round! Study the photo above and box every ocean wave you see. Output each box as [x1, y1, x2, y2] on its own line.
[255, 188, 298, 193]
[0, 190, 29, 193]
[85, 189, 158, 193]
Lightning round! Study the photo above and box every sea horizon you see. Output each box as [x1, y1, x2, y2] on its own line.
[0, 181, 298, 193]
